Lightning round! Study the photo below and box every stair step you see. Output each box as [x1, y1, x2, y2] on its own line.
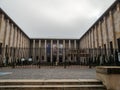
[0, 85, 106, 90]
[0, 79, 102, 85]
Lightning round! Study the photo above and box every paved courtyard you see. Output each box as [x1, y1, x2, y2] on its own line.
[0, 66, 96, 79]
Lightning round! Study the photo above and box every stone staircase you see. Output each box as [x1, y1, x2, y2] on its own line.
[0, 79, 106, 90]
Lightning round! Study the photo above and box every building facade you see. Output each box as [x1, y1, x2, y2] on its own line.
[30, 39, 78, 63]
[0, 0, 120, 66]
[0, 9, 30, 65]
[79, 0, 120, 55]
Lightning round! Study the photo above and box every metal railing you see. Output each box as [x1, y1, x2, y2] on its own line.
[0, 48, 120, 68]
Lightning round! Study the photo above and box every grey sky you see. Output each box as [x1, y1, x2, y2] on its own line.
[0, 0, 115, 39]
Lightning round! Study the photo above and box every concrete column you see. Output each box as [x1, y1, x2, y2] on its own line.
[51, 40, 53, 63]
[92, 28, 95, 49]
[8, 23, 12, 62]
[15, 29, 19, 59]
[57, 40, 59, 62]
[3, 19, 8, 47]
[92, 28, 95, 62]
[22, 34, 24, 57]
[11, 25, 15, 58]
[19, 32, 22, 58]
[117, 3, 120, 11]
[90, 30, 92, 49]
[63, 40, 65, 62]
[33, 40, 35, 61]
[18, 31, 21, 58]
[89, 31, 91, 49]
[22, 35, 24, 57]
[24, 37, 26, 58]
[104, 17, 110, 51]
[44, 40, 47, 61]
[68, 40, 71, 49]
[95, 25, 99, 49]
[99, 21, 103, 48]
[109, 11, 117, 49]
[68, 40, 71, 61]
[16, 29, 18, 48]
[74, 40, 77, 61]
[2, 19, 8, 61]
[0, 14, 2, 33]
[0, 14, 4, 40]
[17, 30, 20, 48]
[39, 40, 41, 60]
[74, 40, 77, 49]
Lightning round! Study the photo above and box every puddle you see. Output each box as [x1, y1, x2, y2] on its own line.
[0, 72, 12, 76]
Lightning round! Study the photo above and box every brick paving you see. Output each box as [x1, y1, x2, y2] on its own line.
[0, 66, 96, 79]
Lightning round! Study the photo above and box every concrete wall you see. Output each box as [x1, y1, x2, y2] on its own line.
[79, 1, 120, 51]
[0, 9, 30, 64]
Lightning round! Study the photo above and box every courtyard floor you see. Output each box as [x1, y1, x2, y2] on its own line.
[0, 66, 96, 79]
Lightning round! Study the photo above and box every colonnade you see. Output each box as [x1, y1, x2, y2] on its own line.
[0, 10, 30, 65]
[32, 39, 77, 63]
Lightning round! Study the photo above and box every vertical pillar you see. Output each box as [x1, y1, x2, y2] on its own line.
[2, 19, 9, 65]
[74, 40, 77, 62]
[8, 23, 12, 63]
[57, 40, 59, 63]
[117, 3, 120, 11]
[92, 28, 95, 63]
[44, 40, 47, 61]
[16, 29, 19, 59]
[39, 40, 41, 60]
[8, 23, 12, 47]
[90, 30, 92, 48]
[95, 25, 99, 56]
[0, 14, 3, 33]
[19, 32, 22, 58]
[95, 25, 99, 49]
[69, 40, 71, 49]
[88, 32, 89, 48]
[0, 14, 4, 40]
[22, 34, 24, 57]
[11, 25, 15, 62]
[51, 40, 53, 63]
[109, 11, 117, 49]
[104, 16, 109, 52]
[18, 31, 21, 58]
[63, 40, 65, 62]
[68, 40, 71, 62]
[33, 40, 35, 61]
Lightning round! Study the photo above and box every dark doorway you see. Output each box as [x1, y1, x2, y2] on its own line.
[0, 43, 2, 55]
[117, 38, 120, 52]
[110, 41, 113, 54]
[59, 56, 63, 62]
[5, 45, 8, 56]
[104, 44, 107, 55]
[53, 55, 56, 62]
[47, 56, 50, 62]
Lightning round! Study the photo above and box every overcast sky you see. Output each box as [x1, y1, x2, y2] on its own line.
[0, 0, 115, 39]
